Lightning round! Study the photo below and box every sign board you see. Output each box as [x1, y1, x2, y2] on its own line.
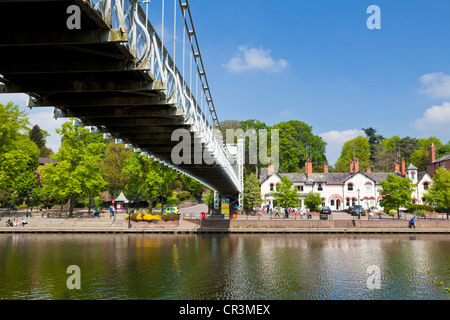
[221, 199, 230, 219]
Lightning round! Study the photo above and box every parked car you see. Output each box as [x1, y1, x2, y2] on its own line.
[320, 206, 331, 214]
[163, 206, 180, 215]
[352, 205, 363, 216]
[346, 206, 353, 214]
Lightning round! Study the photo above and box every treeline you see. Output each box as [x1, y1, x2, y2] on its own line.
[335, 128, 450, 172]
[0, 102, 207, 215]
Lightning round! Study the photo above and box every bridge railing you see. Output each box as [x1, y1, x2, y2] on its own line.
[83, 0, 241, 192]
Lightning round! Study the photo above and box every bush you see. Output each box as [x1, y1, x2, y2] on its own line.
[406, 203, 435, 213]
[161, 213, 180, 222]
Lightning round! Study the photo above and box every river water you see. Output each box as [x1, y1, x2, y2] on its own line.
[0, 234, 448, 300]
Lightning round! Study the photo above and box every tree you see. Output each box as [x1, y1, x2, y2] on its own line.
[304, 192, 322, 213]
[373, 144, 398, 172]
[378, 174, 416, 219]
[363, 127, 384, 163]
[101, 141, 133, 199]
[28, 124, 53, 157]
[40, 121, 106, 216]
[0, 102, 30, 153]
[425, 168, 450, 218]
[335, 136, 371, 172]
[181, 175, 204, 200]
[243, 172, 262, 212]
[272, 176, 299, 209]
[202, 189, 215, 214]
[273, 120, 327, 173]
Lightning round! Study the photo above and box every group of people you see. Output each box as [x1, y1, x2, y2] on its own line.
[5, 218, 28, 227]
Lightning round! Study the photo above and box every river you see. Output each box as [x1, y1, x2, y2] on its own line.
[0, 234, 448, 300]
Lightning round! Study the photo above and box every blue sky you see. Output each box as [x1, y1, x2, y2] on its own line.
[2, 0, 450, 165]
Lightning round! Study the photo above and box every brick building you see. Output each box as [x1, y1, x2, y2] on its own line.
[427, 143, 450, 176]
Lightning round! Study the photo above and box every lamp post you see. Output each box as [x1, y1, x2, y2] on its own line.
[357, 189, 361, 220]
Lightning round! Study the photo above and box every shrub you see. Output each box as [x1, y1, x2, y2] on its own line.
[161, 213, 180, 222]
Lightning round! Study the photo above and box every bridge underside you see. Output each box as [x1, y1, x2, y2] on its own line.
[0, 0, 240, 197]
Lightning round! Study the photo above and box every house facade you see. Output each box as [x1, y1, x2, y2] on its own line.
[260, 157, 433, 211]
[427, 143, 450, 176]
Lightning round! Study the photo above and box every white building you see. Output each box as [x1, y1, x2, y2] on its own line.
[260, 158, 432, 211]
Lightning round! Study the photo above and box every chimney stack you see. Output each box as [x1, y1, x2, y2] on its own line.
[366, 167, 371, 173]
[305, 159, 313, 179]
[324, 164, 329, 173]
[394, 160, 400, 174]
[430, 143, 436, 163]
[353, 158, 360, 172]
[349, 159, 354, 173]
[268, 161, 274, 176]
[401, 157, 406, 177]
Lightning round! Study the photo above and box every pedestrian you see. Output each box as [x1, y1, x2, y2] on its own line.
[21, 218, 28, 227]
[110, 205, 114, 219]
[369, 211, 374, 220]
[410, 217, 416, 229]
[275, 209, 280, 217]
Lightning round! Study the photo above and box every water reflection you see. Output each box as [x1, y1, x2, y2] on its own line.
[0, 234, 448, 300]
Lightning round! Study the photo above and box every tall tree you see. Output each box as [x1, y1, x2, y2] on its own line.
[362, 127, 384, 163]
[425, 168, 450, 218]
[335, 136, 371, 172]
[273, 120, 327, 173]
[378, 174, 416, 219]
[243, 172, 262, 212]
[272, 175, 299, 209]
[101, 141, 133, 199]
[40, 121, 106, 216]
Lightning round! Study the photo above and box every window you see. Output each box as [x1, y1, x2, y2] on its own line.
[443, 163, 447, 170]
[346, 198, 350, 206]
[365, 182, 372, 192]
[297, 185, 304, 192]
[423, 182, 429, 190]
[270, 183, 274, 192]
[318, 183, 323, 191]
[352, 198, 356, 206]
[348, 183, 354, 191]
[411, 172, 415, 180]
[331, 199, 335, 206]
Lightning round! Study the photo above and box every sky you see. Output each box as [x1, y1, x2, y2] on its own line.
[2, 0, 450, 166]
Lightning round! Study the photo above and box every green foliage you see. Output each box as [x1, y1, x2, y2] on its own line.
[273, 120, 327, 172]
[335, 136, 371, 172]
[378, 174, 416, 217]
[425, 167, 450, 212]
[272, 176, 299, 208]
[40, 121, 107, 215]
[243, 172, 262, 212]
[304, 192, 322, 212]
[101, 141, 133, 199]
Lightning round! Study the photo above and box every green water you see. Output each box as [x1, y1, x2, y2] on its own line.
[0, 234, 449, 300]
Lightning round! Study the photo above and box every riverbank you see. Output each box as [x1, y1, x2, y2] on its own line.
[1, 214, 449, 234]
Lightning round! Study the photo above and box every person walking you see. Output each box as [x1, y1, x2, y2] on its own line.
[110, 205, 114, 219]
[410, 217, 416, 229]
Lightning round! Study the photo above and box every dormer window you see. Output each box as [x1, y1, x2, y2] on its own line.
[348, 183, 354, 191]
[318, 183, 323, 191]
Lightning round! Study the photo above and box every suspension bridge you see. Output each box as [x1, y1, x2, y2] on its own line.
[0, 0, 244, 210]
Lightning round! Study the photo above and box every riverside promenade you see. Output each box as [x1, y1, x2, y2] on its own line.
[1, 210, 450, 234]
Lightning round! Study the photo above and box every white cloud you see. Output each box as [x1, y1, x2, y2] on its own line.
[223, 45, 289, 73]
[413, 102, 450, 134]
[419, 72, 450, 98]
[319, 129, 365, 165]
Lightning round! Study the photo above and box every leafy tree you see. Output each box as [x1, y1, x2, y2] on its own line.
[40, 121, 106, 216]
[202, 189, 215, 214]
[243, 172, 262, 212]
[304, 192, 322, 213]
[425, 168, 450, 218]
[363, 127, 384, 163]
[273, 120, 327, 173]
[272, 175, 299, 209]
[181, 175, 204, 200]
[335, 136, 371, 172]
[0, 102, 30, 153]
[437, 140, 450, 159]
[378, 174, 416, 219]
[28, 124, 48, 149]
[101, 141, 133, 199]
[373, 144, 398, 172]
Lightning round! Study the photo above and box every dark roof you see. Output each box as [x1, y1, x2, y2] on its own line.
[39, 158, 56, 165]
[261, 171, 391, 185]
[433, 153, 450, 163]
